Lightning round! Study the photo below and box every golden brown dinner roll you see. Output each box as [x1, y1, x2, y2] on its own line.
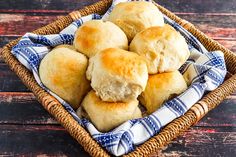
[78, 90, 142, 132]
[130, 24, 190, 74]
[86, 48, 148, 102]
[108, 1, 164, 42]
[73, 20, 128, 57]
[139, 71, 187, 114]
[39, 47, 90, 109]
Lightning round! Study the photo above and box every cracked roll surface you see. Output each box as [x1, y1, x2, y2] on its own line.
[86, 48, 148, 102]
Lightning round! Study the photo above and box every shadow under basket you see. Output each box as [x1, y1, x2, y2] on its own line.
[1, 0, 236, 156]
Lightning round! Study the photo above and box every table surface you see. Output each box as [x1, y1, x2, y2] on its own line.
[0, 0, 235, 156]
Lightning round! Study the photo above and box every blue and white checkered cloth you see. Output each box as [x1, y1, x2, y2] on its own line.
[11, 0, 226, 156]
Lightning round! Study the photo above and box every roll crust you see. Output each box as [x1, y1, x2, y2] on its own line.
[130, 24, 190, 74]
[79, 90, 142, 132]
[39, 47, 90, 109]
[73, 20, 128, 57]
[139, 71, 187, 114]
[86, 48, 148, 102]
[108, 1, 164, 42]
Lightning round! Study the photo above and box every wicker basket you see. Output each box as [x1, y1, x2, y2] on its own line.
[1, 0, 236, 156]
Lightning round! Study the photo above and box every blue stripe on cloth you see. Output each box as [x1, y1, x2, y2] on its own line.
[206, 71, 224, 87]
[10, 0, 227, 156]
[94, 133, 121, 146]
[120, 132, 134, 153]
[59, 34, 74, 45]
[165, 99, 186, 115]
[75, 19, 83, 26]
[92, 14, 102, 19]
[143, 116, 160, 133]
[28, 47, 41, 70]
[165, 102, 179, 117]
[192, 65, 209, 83]
[12, 49, 32, 70]
[150, 114, 162, 129]
[140, 119, 154, 135]
[175, 97, 188, 111]
[36, 35, 52, 46]
[191, 83, 202, 97]
[120, 139, 127, 154]
[193, 83, 206, 96]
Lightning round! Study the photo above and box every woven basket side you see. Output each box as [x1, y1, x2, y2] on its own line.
[200, 74, 236, 110]
[80, 0, 111, 15]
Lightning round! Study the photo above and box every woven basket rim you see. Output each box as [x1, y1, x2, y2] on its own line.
[1, 0, 236, 156]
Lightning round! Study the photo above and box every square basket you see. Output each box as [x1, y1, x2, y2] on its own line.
[1, 0, 236, 156]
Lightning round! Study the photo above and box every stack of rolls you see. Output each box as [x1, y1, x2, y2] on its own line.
[130, 24, 190, 114]
[39, 1, 190, 132]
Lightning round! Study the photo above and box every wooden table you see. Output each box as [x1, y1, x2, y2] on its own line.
[0, 0, 235, 156]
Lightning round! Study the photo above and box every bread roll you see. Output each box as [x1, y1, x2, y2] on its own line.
[86, 48, 148, 102]
[39, 47, 90, 109]
[79, 90, 142, 132]
[139, 71, 187, 114]
[130, 24, 190, 74]
[73, 20, 128, 57]
[108, 1, 164, 42]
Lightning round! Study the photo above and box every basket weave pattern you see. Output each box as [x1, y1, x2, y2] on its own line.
[1, 0, 236, 156]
